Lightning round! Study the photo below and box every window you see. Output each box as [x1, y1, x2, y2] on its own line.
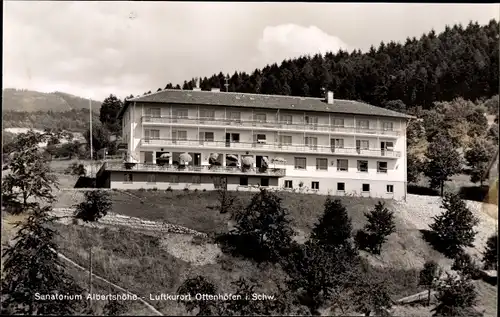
[280, 114, 293, 124]
[294, 157, 307, 170]
[337, 182, 345, 191]
[199, 109, 215, 120]
[332, 138, 344, 148]
[173, 108, 188, 118]
[305, 137, 318, 149]
[377, 161, 388, 173]
[337, 159, 348, 171]
[254, 134, 266, 143]
[146, 174, 156, 183]
[357, 160, 368, 172]
[381, 141, 394, 150]
[284, 180, 293, 188]
[279, 135, 292, 146]
[356, 119, 369, 129]
[172, 130, 187, 141]
[146, 107, 161, 117]
[387, 185, 394, 193]
[362, 184, 370, 192]
[229, 111, 241, 122]
[316, 158, 328, 170]
[144, 129, 160, 141]
[254, 113, 266, 122]
[192, 175, 201, 184]
[382, 122, 394, 131]
[261, 178, 269, 187]
[333, 118, 344, 127]
[356, 140, 369, 149]
[199, 131, 214, 142]
[170, 175, 179, 184]
[124, 173, 133, 183]
[305, 115, 318, 125]
[240, 177, 249, 186]
[311, 181, 319, 190]
[331, 138, 344, 152]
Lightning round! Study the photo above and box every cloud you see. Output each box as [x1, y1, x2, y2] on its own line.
[255, 24, 349, 66]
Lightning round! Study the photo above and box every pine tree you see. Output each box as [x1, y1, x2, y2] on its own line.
[357, 201, 396, 254]
[99, 94, 123, 135]
[432, 274, 478, 317]
[452, 251, 480, 279]
[429, 193, 480, 256]
[222, 189, 295, 263]
[482, 234, 498, 270]
[1, 206, 85, 315]
[310, 197, 354, 251]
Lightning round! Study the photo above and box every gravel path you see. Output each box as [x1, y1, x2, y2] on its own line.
[395, 194, 498, 263]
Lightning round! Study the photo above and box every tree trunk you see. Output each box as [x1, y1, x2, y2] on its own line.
[427, 287, 431, 306]
[440, 181, 444, 197]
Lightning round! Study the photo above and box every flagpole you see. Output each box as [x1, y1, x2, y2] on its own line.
[89, 98, 93, 161]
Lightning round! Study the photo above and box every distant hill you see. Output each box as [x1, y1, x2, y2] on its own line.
[2, 88, 102, 112]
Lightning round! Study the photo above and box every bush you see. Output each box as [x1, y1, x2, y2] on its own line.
[166, 186, 173, 192]
[452, 251, 482, 279]
[73, 190, 112, 223]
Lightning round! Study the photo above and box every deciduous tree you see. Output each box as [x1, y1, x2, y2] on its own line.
[74, 190, 112, 223]
[1, 206, 84, 315]
[465, 138, 496, 185]
[1, 130, 58, 214]
[424, 136, 463, 196]
[419, 260, 442, 306]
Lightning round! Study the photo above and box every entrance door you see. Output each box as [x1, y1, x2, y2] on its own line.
[193, 153, 201, 166]
[144, 152, 153, 164]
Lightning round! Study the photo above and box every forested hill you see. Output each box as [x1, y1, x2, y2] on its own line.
[2, 89, 102, 112]
[153, 19, 499, 112]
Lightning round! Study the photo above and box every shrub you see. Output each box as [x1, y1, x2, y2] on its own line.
[138, 188, 145, 192]
[73, 190, 112, 223]
[166, 186, 173, 192]
[452, 251, 481, 279]
[419, 260, 442, 306]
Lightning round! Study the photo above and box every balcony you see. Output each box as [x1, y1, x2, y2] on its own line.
[141, 116, 400, 137]
[103, 162, 286, 177]
[140, 138, 402, 159]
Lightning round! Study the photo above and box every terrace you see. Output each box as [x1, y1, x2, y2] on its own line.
[141, 116, 400, 137]
[102, 162, 286, 177]
[139, 138, 402, 159]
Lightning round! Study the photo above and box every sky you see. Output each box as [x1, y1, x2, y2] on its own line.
[3, 2, 499, 101]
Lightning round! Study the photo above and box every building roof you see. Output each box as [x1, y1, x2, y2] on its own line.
[118, 89, 414, 120]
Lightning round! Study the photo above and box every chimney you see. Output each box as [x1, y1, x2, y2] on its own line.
[326, 91, 334, 105]
[211, 88, 221, 92]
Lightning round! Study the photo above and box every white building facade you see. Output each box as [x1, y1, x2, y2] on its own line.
[102, 89, 411, 200]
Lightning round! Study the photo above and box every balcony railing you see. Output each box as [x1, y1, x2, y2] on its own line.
[141, 116, 400, 136]
[140, 138, 402, 158]
[103, 162, 286, 176]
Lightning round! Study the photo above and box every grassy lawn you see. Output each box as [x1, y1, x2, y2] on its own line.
[50, 221, 426, 315]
